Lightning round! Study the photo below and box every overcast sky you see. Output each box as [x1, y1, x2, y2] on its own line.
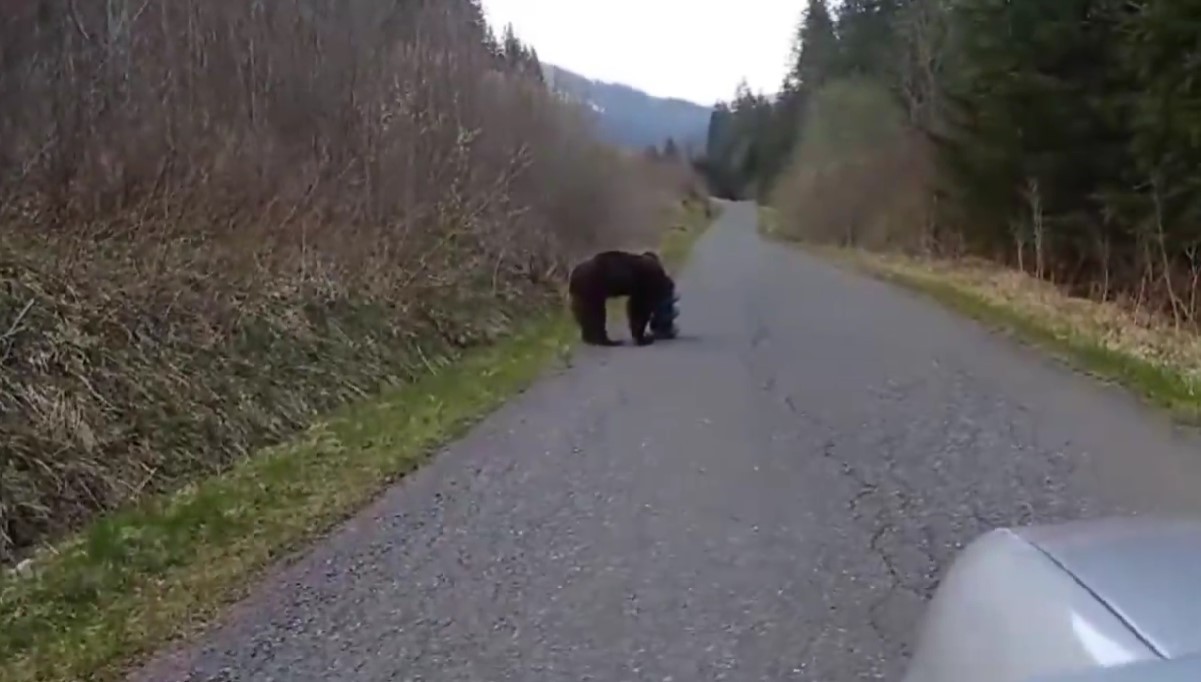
[481, 0, 800, 106]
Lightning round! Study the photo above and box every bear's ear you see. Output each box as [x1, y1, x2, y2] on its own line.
[641, 251, 662, 264]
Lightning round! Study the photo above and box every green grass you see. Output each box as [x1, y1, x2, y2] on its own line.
[757, 205, 781, 238]
[660, 198, 718, 270]
[0, 313, 575, 682]
[0, 197, 717, 682]
[856, 262, 1201, 422]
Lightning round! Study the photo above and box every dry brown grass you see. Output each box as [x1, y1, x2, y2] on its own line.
[0, 0, 704, 564]
[764, 74, 1201, 420]
[863, 253, 1201, 385]
[0, 314, 578, 682]
[769, 78, 937, 253]
[818, 250, 1201, 419]
[0, 199, 717, 682]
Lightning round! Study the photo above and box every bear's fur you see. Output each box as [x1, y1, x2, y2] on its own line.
[568, 250, 675, 346]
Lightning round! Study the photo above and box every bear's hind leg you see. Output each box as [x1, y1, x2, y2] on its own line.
[575, 296, 616, 346]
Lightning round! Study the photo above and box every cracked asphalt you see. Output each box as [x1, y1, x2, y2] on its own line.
[133, 201, 1201, 682]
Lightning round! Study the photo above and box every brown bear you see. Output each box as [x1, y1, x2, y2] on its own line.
[568, 250, 676, 346]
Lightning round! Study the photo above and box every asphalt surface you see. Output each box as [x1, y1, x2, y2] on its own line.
[134, 201, 1201, 682]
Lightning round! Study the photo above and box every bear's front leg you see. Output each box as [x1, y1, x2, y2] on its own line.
[627, 296, 655, 346]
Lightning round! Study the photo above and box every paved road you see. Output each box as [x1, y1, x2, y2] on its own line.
[134, 201, 1201, 682]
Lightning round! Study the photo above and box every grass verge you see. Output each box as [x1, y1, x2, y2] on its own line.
[761, 205, 1201, 421]
[0, 313, 575, 682]
[823, 248, 1201, 422]
[0, 197, 716, 682]
[855, 254, 1201, 420]
[757, 205, 781, 239]
[661, 197, 719, 271]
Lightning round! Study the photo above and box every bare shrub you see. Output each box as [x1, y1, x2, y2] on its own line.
[0, 0, 692, 562]
[769, 78, 936, 252]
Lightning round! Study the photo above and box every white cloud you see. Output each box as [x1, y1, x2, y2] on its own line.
[481, 0, 799, 106]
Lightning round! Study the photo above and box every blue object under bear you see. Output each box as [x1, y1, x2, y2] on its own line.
[649, 293, 680, 340]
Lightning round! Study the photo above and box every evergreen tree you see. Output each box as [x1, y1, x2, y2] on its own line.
[1123, 0, 1201, 243]
[499, 23, 544, 83]
[701, 83, 777, 199]
[663, 138, 680, 160]
[526, 47, 545, 83]
[502, 24, 524, 68]
[741, 0, 1201, 305]
[788, 0, 839, 94]
[937, 0, 1130, 261]
[836, 0, 910, 82]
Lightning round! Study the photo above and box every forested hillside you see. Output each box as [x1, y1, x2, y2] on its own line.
[703, 0, 1201, 319]
[0, 0, 698, 563]
[543, 64, 713, 153]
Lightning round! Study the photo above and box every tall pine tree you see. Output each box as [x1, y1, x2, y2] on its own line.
[788, 0, 839, 94]
[936, 0, 1130, 265]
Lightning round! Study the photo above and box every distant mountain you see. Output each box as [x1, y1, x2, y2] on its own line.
[543, 64, 713, 155]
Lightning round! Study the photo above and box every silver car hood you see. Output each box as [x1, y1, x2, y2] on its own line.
[902, 516, 1201, 682]
[1016, 517, 1201, 659]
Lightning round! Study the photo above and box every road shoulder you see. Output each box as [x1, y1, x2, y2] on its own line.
[759, 206, 1201, 424]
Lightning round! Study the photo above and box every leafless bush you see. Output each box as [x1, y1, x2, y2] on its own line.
[0, 0, 690, 562]
[769, 78, 936, 253]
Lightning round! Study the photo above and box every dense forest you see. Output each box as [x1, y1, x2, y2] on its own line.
[0, 0, 698, 562]
[702, 0, 1201, 318]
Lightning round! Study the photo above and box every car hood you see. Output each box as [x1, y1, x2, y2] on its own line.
[902, 516, 1201, 682]
[1016, 516, 1201, 659]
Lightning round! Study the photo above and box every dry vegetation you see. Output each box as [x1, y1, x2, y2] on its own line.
[0, 0, 703, 564]
[765, 78, 1201, 418]
[768, 78, 937, 254]
[722, 0, 1201, 419]
[0, 197, 714, 682]
[855, 253, 1201, 389]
